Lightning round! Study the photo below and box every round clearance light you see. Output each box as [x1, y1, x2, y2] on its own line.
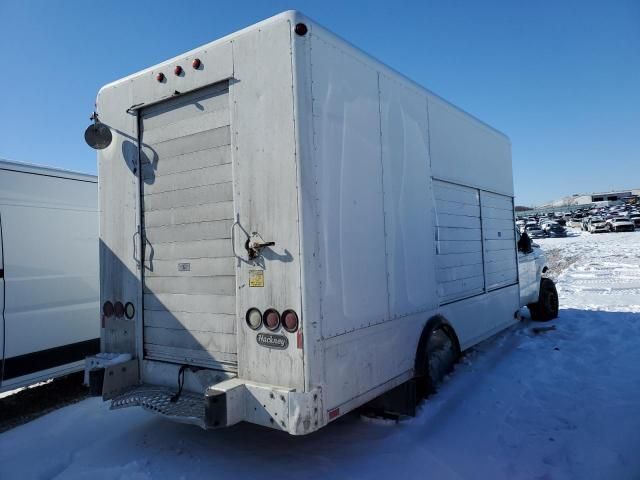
[156, 72, 165, 82]
[282, 310, 299, 333]
[174, 65, 183, 76]
[103, 301, 114, 318]
[192, 58, 201, 69]
[124, 302, 135, 320]
[246, 308, 262, 330]
[263, 309, 280, 331]
[114, 301, 125, 318]
[294, 23, 308, 36]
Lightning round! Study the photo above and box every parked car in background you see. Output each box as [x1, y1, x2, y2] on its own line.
[546, 223, 567, 237]
[588, 217, 607, 234]
[539, 219, 555, 230]
[568, 218, 583, 228]
[525, 221, 538, 233]
[629, 213, 640, 228]
[526, 224, 546, 238]
[539, 218, 552, 229]
[607, 217, 635, 232]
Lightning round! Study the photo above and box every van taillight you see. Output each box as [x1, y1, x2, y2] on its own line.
[114, 301, 125, 318]
[103, 301, 114, 318]
[263, 309, 280, 331]
[282, 310, 299, 332]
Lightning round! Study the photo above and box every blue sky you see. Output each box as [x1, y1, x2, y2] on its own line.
[0, 0, 638, 205]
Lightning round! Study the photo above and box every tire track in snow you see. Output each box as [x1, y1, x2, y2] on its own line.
[537, 231, 640, 312]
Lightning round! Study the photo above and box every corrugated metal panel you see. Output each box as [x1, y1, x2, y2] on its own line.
[144, 201, 233, 228]
[142, 145, 231, 180]
[140, 82, 237, 372]
[143, 182, 233, 211]
[480, 191, 517, 291]
[433, 180, 484, 304]
[145, 239, 232, 261]
[144, 219, 233, 244]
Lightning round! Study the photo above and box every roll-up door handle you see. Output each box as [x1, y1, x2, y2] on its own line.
[231, 218, 241, 259]
[133, 228, 142, 270]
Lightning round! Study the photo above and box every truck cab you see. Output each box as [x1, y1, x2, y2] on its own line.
[516, 229, 556, 320]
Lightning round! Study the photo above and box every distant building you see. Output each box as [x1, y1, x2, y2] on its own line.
[523, 188, 640, 216]
[590, 191, 632, 202]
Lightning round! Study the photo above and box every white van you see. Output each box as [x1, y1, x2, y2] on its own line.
[0, 160, 99, 393]
[87, 11, 557, 434]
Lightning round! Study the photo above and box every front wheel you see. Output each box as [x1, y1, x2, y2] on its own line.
[528, 278, 559, 322]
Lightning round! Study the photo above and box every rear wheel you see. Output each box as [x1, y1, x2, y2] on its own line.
[416, 320, 460, 397]
[426, 329, 459, 390]
[528, 278, 559, 322]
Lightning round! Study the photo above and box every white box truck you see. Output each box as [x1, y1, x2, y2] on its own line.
[0, 160, 99, 394]
[86, 11, 557, 434]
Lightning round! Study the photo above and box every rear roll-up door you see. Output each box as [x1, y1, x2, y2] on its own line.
[139, 82, 237, 372]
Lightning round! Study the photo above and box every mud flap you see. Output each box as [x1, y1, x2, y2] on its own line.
[362, 379, 417, 418]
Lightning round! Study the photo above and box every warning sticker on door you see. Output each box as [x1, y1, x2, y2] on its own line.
[249, 270, 264, 287]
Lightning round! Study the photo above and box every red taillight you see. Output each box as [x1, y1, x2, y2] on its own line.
[263, 309, 280, 331]
[282, 310, 299, 333]
[103, 301, 114, 318]
[294, 23, 308, 36]
[156, 72, 165, 82]
[114, 301, 125, 318]
[174, 65, 183, 76]
[192, 58, 201, 69]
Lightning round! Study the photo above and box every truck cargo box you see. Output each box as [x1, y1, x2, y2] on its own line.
[90, 11, 519, 434]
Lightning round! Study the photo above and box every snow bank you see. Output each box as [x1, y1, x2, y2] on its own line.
[1, 232, 640, 479]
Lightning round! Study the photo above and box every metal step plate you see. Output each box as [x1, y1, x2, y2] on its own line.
[111, 385, 206, 428]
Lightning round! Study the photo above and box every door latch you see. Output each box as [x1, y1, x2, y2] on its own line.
[245, 238, 275, 260]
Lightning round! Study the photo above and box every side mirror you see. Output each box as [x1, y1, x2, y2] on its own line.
[84, 112, 112, 150]
[518, 233, 533, 254]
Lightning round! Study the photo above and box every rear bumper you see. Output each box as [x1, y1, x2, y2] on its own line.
[110, 379, 324, 435]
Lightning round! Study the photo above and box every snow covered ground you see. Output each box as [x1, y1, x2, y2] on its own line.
[1, 230, 639, 479]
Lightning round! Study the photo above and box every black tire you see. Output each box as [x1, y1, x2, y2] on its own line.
[528, 278, 559, 322]
[415, 319, 460, 398]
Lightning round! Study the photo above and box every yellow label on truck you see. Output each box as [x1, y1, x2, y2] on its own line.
[249, 270, 264, 287]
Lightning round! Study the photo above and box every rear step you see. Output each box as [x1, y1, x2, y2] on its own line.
[111, 385, 206, 429]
